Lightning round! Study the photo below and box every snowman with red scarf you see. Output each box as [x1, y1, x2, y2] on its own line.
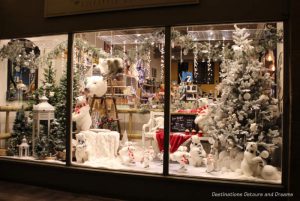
[72, 95, 92, 132]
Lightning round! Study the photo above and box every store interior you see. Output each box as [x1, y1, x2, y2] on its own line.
[0, 22, 284, 183]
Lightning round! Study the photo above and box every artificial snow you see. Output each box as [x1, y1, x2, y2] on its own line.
[0, 154, 281, 184]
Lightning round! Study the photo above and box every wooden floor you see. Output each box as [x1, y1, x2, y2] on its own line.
[0, 180, 124, 201]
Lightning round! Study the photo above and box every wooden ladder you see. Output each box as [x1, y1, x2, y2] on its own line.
[89, 95, 121, 135]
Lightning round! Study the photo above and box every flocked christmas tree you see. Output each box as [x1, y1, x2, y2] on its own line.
[34, 124, 56, 159]
[202, 25, 281, 151]
[32, 64, 59, 158]
[34, 64, 80, 158]
[49, 69, 80, 153]
[7, 108, 32, 156]
[40, 64, 59, 106]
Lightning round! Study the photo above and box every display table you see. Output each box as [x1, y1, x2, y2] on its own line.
[76, 129, 120, 160]
[155, 129, 192, 153]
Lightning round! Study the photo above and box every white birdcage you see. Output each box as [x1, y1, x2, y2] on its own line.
[32, 85, 55, 154]
[19, 135, 29, 157]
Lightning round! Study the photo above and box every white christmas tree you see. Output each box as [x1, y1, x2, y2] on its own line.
[202, 25, 281, 151]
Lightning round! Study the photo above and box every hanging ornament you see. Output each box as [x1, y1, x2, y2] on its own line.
[136, 59, 145, 87]
[180, 47, 183, 63]
[160, 43, 165, 81]
[30, 68, 35, 74]
[193, 46, 198, 82]
[183, 48, 189, 56]
[15, 66, 21, 72]
[222, 37, 226, 62]
[243, 92, 251, 100]
[207, 39, 213, 84]
[110, 31, 113, 57]
[146, 49, 151, 79]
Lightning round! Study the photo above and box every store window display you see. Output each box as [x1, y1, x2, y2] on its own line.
[0, 35, 68, 163]
[0, 22, 285, 183]
[168, 22, 284, 184]
[71, 28, 165, 173]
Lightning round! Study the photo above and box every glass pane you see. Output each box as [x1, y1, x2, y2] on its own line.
[0, 35, 68, 164]
[169, 22, 284, 184]
[71, 28, 165, 174]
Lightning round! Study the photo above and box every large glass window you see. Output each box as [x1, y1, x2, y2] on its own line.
[0, 35, 68, 164]
[168, 22, 284, 184]
[71, 28, 165, 173]
[0, 22, 285, 184]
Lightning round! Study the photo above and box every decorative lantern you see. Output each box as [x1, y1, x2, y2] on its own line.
[32, 84, 55, 154]
[19, 135, 29, 157]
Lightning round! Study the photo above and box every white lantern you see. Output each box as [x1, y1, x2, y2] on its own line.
[19, 136, 29, 157]
[32, 85, 55, 155]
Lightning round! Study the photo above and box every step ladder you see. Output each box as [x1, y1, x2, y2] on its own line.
[89, 95, 121, 135]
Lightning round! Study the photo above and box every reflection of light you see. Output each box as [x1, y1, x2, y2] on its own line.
[270, 64, 276, 71]
[136, 34, 141, 37]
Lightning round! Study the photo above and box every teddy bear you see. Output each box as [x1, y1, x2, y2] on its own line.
[118, 141, 136, 166]
[85, 76, 107, 97]
[189, 135, 207, 167]
[241, 142, 264, 177]
[75, 133, 88, 163]
[170, 146, 191, 172]
[72, 95, 92, 132]
[98, 58, 123, 79]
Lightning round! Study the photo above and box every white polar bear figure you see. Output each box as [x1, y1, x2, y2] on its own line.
[118, 142, 136, 166]
[85, 76, 107, 97]
[98, 58, 123, 79]
[189, 135, 207, 167]
[72, 96, 92, 132]
[75, 133, 88, 163]
[170, 146, 191, 172]
[241, 142, 263, 177]
[241, 142, 281, 180]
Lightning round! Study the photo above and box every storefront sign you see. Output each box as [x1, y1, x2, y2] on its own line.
[45, 0, 200, 17]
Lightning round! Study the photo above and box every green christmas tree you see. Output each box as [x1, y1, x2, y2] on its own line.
[34, 125, 55, 159]
[50, 69, 80, 153]
[7, 108, 32, 156]
[201, 25, 281, 152]
[40, 64, 59, 106]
